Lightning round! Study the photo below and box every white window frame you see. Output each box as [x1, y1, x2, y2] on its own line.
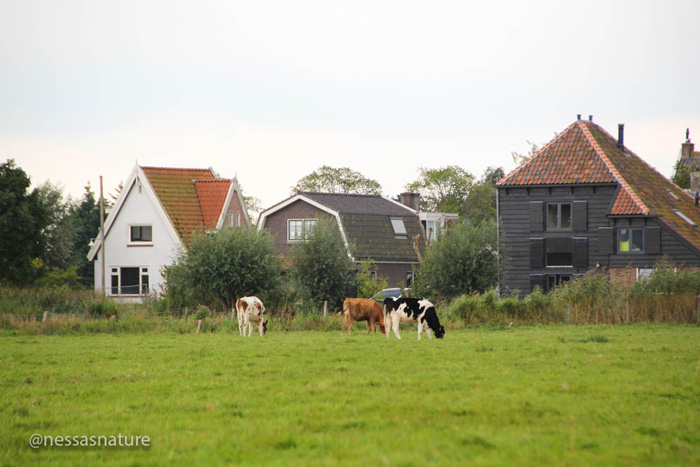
[391, 217, 408, 238]
[128, 225, 153, 246]
[288, 219, 317, 242]
[109, 266, 150, 296]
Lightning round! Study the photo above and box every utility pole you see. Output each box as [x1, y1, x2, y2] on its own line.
[100, 176, 106, 295]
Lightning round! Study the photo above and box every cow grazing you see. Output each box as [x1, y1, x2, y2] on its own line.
[236, 296, 268, 336]
[383, 297, 445, 340]
[341, 298, 386, 335]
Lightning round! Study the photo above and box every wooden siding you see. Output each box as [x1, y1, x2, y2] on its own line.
[499, 184, 700, 295]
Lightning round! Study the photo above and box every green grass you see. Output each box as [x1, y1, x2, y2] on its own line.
[1, 325, 699, 466]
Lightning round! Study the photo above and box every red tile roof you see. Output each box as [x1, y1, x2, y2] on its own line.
[498, 120, 700, 252]
[142, 166, 231, 243]
[195, 180, 231, 229]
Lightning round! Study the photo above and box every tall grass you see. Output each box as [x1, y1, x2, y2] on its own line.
[3, 261, 700, 334]
[445, 263, 700, 326]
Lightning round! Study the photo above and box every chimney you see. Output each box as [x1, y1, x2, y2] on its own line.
[400, 192, 421, 211]
[691, 173, 700, 194]
[589, 115, 593, 122]
[682, 129, 694, 159]
[577, 114, 581, 120]
[618, 124, 625, 148]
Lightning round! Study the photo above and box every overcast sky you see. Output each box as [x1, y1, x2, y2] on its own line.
[2, 0, 699, 216]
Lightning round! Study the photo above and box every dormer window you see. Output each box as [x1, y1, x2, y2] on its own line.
[391, 218, 407, 238]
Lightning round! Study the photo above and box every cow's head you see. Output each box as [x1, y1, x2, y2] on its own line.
[379, 323, 386, 334]
[434, 325, 445, 339]
[262, 320, 268, 336]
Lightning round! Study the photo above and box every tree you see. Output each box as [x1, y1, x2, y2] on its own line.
[463, 167, 504, 226]
[35, 181, 74, 271]
[413, 220, 499, 300]
[291, 166, 382, 195]
[672, 161, 691, 189]
[356, 259, 388, 299]
[289, 218, 354, 312]
[511, 140, 541, 165]
[67, 184, 101, 286]
[166, 227, 282, 310]
[0, 159, 49, 285]
[404, 166, 474, 214]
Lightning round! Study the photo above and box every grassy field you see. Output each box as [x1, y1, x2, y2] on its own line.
[1, 324, 699, 466]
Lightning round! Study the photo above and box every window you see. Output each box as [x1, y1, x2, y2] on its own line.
[547, 203, 572, 230]
[618, 228, 644, 253]
[130, 225, 152, 242]
[406, 271, 415, 287]
[547, 274, 572, 292]
[236, 213, 241, 227]
[424, 220, 437, 241]
[391, 218, 407, 238]
[109, 267, 150, 295]
[673, 209, 697, 227]
[546, 237, 573, 267]
[288, 219, 317, 241]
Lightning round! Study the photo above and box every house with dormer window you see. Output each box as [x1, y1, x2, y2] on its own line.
[258, 192, 426, 288]
[497, 116, 700, 294]
[87, 165, 250, 301]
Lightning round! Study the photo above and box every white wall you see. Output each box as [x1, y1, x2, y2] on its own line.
[93, 174, 182, 299]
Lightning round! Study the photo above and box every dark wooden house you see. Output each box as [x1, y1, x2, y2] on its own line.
[258, 192, 425, 288]
[497, 116, 700, 294]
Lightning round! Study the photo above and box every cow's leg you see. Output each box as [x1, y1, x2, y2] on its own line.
[348, 317, 353, 335]
[391, 313, 401, 339]
[423, 321, 432, 339]
[417, 320, 422, 340]
[367, 320, 372, 334]
[341, 312, 346, 335]
[258, 319, 264, 336]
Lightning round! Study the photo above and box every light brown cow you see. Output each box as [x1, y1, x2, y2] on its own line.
[341, 298, 386, 335]
[236, 296, 268, 336]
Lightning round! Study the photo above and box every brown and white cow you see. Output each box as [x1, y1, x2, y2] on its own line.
[236, 296, 268, 336]
[341, 298, 386, 335]
[383, 297, 445, 340]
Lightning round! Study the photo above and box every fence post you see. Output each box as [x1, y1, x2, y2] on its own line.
[42, 311, 49, 322]
[323, 300, 328, 317]
[626, 302, 630, 324]
[566, 305, 571, 324]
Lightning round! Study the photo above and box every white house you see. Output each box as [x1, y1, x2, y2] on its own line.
[419, 212, 459, 243]
[87, 164, 250, 301]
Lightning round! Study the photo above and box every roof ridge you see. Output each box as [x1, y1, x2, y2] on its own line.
[142, 166, 213, 172]
[302, 191, 383, 197]
[578, 121, 651, 215]
[496, 120, 579, 185]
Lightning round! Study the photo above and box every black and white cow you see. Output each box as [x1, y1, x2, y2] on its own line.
[383, 297, 445, 340]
